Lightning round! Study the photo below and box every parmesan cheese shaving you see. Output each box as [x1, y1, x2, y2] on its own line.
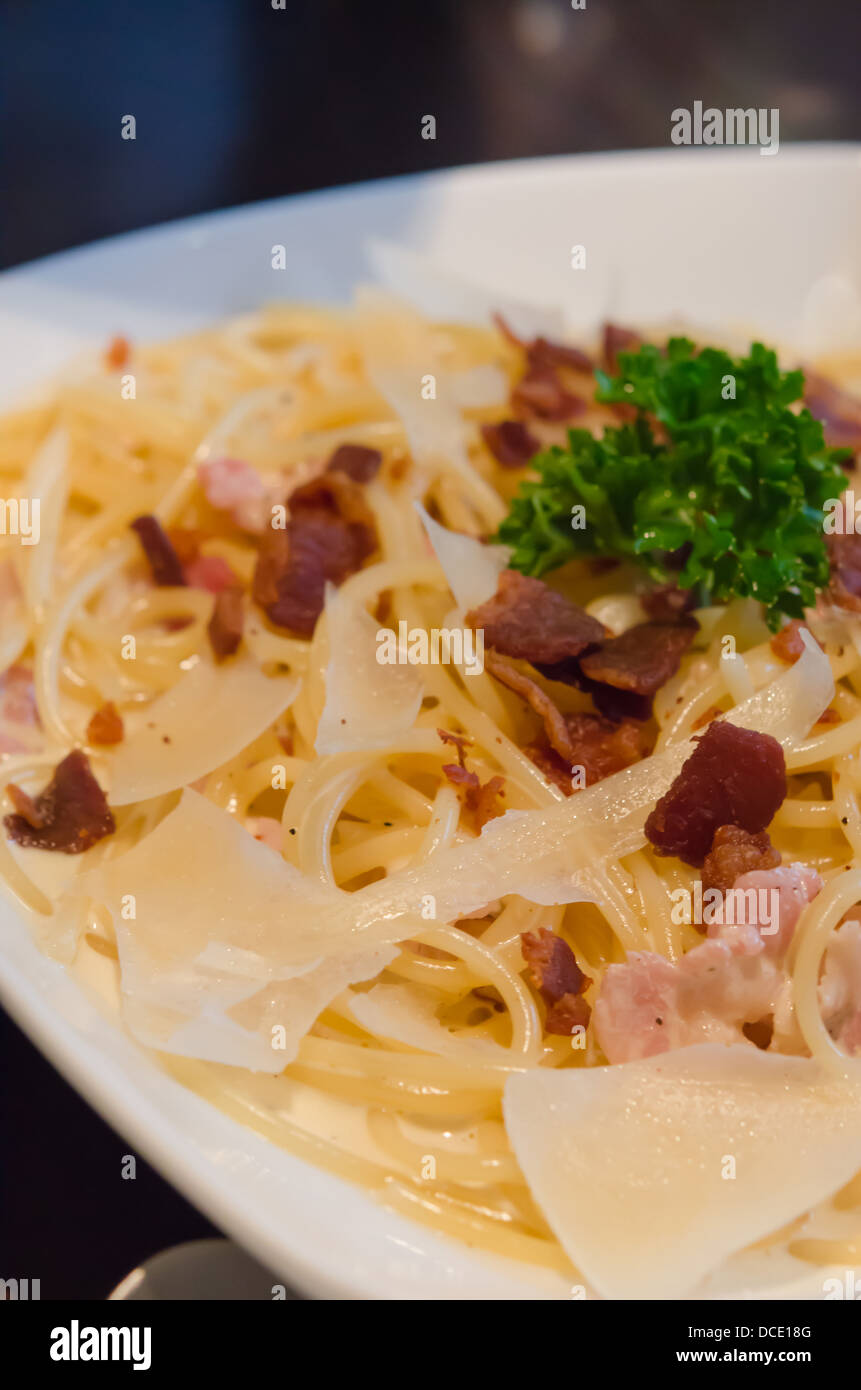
[315, 586, 423, 755]
[347, 981, 516, 1066]
[503, 1044, 861, 1300]
[102, 654, 300, 804]
[414, 503, 510, 612]
[72, 792, 393, 1071]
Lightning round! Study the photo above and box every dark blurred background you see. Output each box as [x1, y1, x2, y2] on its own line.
[2, 0, 860, 271]
[0, 0, 859, 1297]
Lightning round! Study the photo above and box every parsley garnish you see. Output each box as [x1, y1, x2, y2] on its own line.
[497, 338, 849, 628]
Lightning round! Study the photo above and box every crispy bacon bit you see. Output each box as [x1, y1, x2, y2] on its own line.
[521, 927, 591, 1002]
[701, 824, 781, 898]
[562, 712, 646, 783]
[104, 335, 130, 370]
[467, 570, 606, 665]
[602, 322, 642, 372]
[493, 315, 593, 374]
[252, 472, 377, 636]
[198, 458, 268, 534]
[545, 993, 592, 1036]
[640, 583, 696, 622]
[804, 371, 861, 454]
[480, 420, 541, 469]
[185, 554, 240, 594]
[827, 532, 861, 611]
[816, 707, 841, 727]
[579, 620, 697, 700]
[7, 782, 45, 828]
[521, 927, 592, 1036]
[442, 762, 505, 833]
[527, 337, 593, 374]
[5, 750, 115, 853]
[525, 741, 580, 795]
[487, 652, 647, 780]
[691, 705, 725, 731]
[644, 721, 787, 866]
[742, 1016, 774, 1050]
[512, 363, 587, 421]
[437, 727, 471, 766]
[327, 443, 382, 483]
[86, 702, 124, 746]
[769, 619, 820, 664]
[493, 315, 590, 420]
[208, 587, 244, 660]
[485, 653, 573, 759]
[131, 515, 187, 587]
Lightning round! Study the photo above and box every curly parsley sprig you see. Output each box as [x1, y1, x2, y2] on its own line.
[496, 338, 849, 628]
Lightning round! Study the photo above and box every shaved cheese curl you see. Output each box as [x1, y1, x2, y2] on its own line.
[414, 503, 510, 612]
[103, 655, 300, 804]
[315, 585, 423, 755]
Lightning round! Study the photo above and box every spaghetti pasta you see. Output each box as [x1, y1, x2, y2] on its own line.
[2, 295, 861, 1294]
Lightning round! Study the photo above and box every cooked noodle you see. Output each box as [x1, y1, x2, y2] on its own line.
[2, 299, 861, 1285]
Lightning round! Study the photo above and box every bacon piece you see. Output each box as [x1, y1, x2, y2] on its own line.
[804, 371, 861, 453]
[742, 1017, 774, 1050]
[525, 742, 580, 795]
[485, 652, 573, 758]
[644, 721, 787, 866]
[198, 458, 269, 534]
[579, 620, 697, 700]
[521, 928, 592, 1037]
[562, 712, 647, 783]
[827, 531, 861, 611]
[602, 322, 642, 372]
[486, 653, 647, 780]
[252, 473, 377, 637]
[480, 420, 541, 469]
[442, 763, 505, 833]
[701, 824, 781, 898]
[104, 335, 130, 370]
[527, 337, 593, 374]
[326, 443, 382, 483]
[640, 583, 696, 622]
[721, 864, 821, 960]
[594, 864, 821, 1064]
[815, 707, 840, 726]
[545, 993, 592, 1036]
[493, 315, 593, 373]
[521, 927, 591, 1001]
[86, 702, 124, 746]
[5, 750, 115, 853]
[769, 619, 820, 664]
[208, 587, 244, 660]
[467, 570, 606, 665]
[185, 554, 240, 594]
[436, 727, 471, 766]
[512, 363, 587, 421]
[131, 515, 186, 587]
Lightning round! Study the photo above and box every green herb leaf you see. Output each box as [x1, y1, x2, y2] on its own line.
[497, 338, 849, 628]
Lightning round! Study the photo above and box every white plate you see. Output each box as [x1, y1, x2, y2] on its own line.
[1, 146, 860, 1300]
